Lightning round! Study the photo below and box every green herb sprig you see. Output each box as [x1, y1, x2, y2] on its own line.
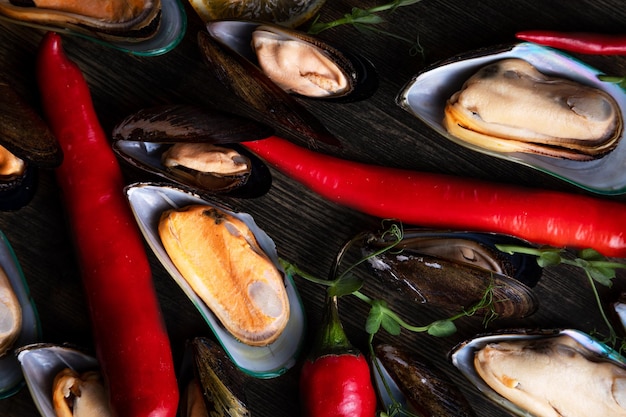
[281, 222, 500, 340]
[496, 244, 626, 350]
[307, 0, 424, 56]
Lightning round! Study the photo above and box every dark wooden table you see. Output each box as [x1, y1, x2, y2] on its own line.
[1, 0, 626, 416]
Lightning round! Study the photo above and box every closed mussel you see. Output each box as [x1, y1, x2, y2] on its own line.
[112, 105, 273, 198]
[373, 344, 476, 416]
[450, 329, 626, 417]
[362, 229, 542, 319]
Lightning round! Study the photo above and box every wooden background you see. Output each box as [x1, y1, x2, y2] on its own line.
[1, 0, 626, 415]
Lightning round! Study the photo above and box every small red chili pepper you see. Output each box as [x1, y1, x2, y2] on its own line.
[300, 296, 377, 417]
[36, 32, 179, 417]
[242, 136, 626, 258]
[515, 30, 626, 55]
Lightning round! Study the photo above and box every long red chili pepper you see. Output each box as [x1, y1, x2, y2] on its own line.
[242, 136, 626, 258]
[300, 296, 377, 417]
[516, 30, 626, 55]
[36, 32, 179, 417]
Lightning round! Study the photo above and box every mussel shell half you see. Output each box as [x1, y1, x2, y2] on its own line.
[206, 20, 378, 102]
[373, 344, 476, 417]
[362, 229, 541, 318]
[112, 105, 273, 198]
[397, 42, 626, 195]
[197, 28, 341, 147]
[0, 230, 41, 399]
[125, 182, 306, 378]
[16, 343, 99, 417]
[449, 328, 626, 417]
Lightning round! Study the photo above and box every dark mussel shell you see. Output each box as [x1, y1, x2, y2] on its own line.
[373, 344, 476, 417]
[112, 105, 272, 198]
[197, 29, 341, 148]
[205, 20, 378, 103]
[181, 337, 251, 417]
[0, 82, 62, 210]
[362, 229, 542, 319]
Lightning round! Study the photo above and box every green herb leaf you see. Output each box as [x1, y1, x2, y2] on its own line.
[365, 301, 385, 334]
[381, 313, 402, 336]
[427, 320, 457, 337]
[537, 250, 562, 267]
[329, 274, 363, 297]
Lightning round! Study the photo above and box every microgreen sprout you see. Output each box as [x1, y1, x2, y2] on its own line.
[496, 244, 626, 351]
[307, 0, 424, 56]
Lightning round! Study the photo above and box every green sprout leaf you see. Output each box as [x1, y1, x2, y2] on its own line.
[427, 320, 457, 337]
[537, 249, 563, 267]
[329, 274, 363, 297]
[598, 74, 626, 90]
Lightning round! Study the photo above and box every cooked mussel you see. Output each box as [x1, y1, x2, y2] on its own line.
[373, 343, 476, 416]
[206, 20, 378, 101]
[450, 328, 626, 417]
[125, 183, 306, 377]
[0, 82, 62, 210]
[397, 42, 626, 194]
[159, 204, 290, 346]
[198, 25, 343, 147]
[17, 343, 102, 417]
[443, 58, 622, 161]
[112, 105, 272, 198]
[0, 231, 41, 399]
[0, 0, 162, 42]
[361, 229, 542, 319]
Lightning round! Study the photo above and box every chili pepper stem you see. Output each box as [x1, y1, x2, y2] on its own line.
[314, 295, 354, 356]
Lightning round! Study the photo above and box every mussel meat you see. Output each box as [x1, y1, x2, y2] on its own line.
[361, 229, 542, 319]
[443, 58, 622, 161]
[112, 105, 272, 198]
[0, 0, 162, 42]
[0, 82, 62, 210]
[125, 183, 306, 377]
[373, 344, 476, 416]
[159, 204, 290, 346]
[450, 329, 626, 417]
[52, 368, 113, 417]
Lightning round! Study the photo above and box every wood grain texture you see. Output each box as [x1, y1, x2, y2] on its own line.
[0, 0, 625, 416]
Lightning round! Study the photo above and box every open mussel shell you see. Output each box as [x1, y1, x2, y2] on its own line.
[362, 229, 542, 319]
[0, 0, 186, 55]
[206, 20, 378, 102]
[125, 182, 306, 378]
[197, 26, 341, 147]
[449, 328, 626, 417]
[373, 344, 476, 416]
[0, 82, 62, 210]
[16, 343, 100, 417]
[112, 105, 273, 198]
[397, 42, 626, 195]
[179, 337, 251, 416]
[0, 230, 41, 399]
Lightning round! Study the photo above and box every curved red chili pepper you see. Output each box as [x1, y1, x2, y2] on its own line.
[300, 296, 377, 417]
[516, 30, 626, 55]
[36, 32, 179, 417]
[243, 136, 626, 258]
